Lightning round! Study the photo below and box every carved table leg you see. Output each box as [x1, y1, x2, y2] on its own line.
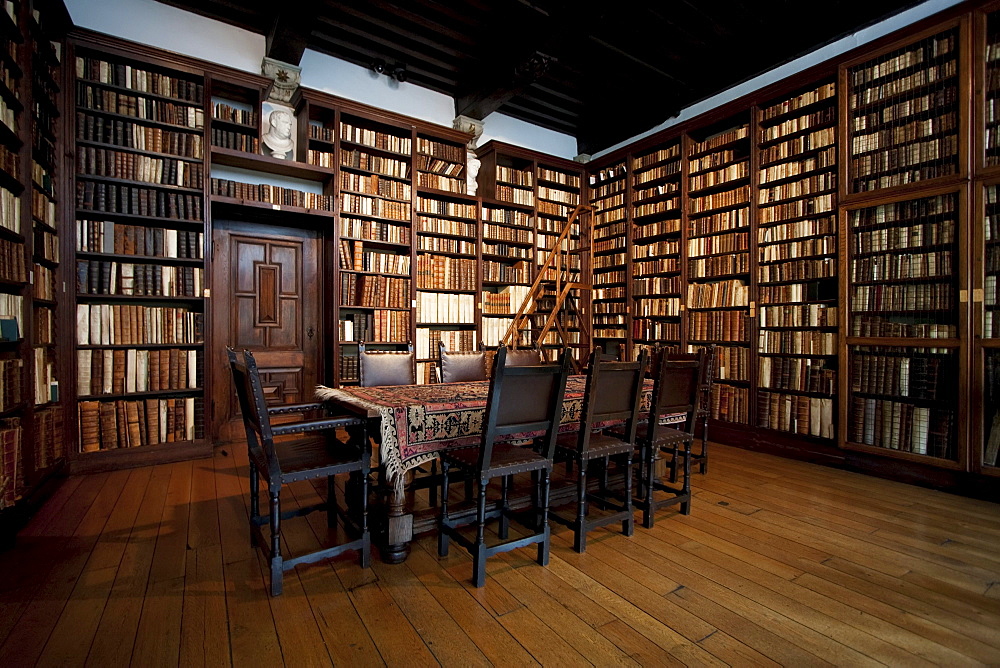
[382, 469, 414, 564]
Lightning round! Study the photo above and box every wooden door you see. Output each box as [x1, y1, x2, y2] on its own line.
[211, 221, 322, 444]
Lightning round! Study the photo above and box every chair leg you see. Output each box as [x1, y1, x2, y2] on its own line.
[537, 469, 551, 567]
[473, 479, 488, 588]
[700, 415, 709, 474]
[249, 462, 260, 546]
[359, 469, 371, 568]
[643, 444, 657, 529]
[623, 452, 635, 537]
[574, 460, 588, 553]
[438, 461, 451, 558]
[681, 441, 693, 516]
[599, 456, 610, 509]
[429, 459, 438, 507]
[269, 489, 283, 596]
[327, 475, 337, 528]
[669, 445, 679, 483]
[498, 475, 510, 540]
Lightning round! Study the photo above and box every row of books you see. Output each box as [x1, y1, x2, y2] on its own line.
[496, 165, 532, 187]
[338, 312, 373, 342]
[341, 192, 409, 219]
[537, 167, 581, 188]
[416, 155, 464, 177]
[483, 206, 532, 227]
[851, 351, 944, 399]
[634, 181, 680, 201]
[851, 316, 955, 338]
[496, 185, 534, 206]
[759, 257, 835, 283]
[851, 283, 952, 312]
[759, 357, 836, 395]
[76, 260, 202, 297]
[690, 209, 747, 237]
[340, 121, 411, 154]
[211, 178, 335, 211]
[688, 311, 747, 341]
[369, 309, 410, 343]
[687, 230, 748, 257]
[853, 219, 954, 253]
[415, 254, 477, 291]
[77, 112, 204, 158]
[710, 384, 750, 424]
[852, 87, 956, 132]
[418, 235, 475, 255]
[77, 82, 205, 130]
[714, 345, 749, 381]
[76, 220, 202, 258]
[418, 215, 475, 238]
[75, 304, 204, 345]
[482, 241, 531, 259]
[341, 217, 409, 244]
[339, 241, 410, 275]
[850, 112, 956, 154]
[0, 237, 25, 282]
[0, 357, 21, 412]
[634, 275, 683, 295]
[0, 418, 21, 509]
[78, 397, 202, 451]
[759, 281, 834, 304]
[760, 127, 835, 166]
[341, 171, 411, 201]
[483, 260, 529, 284]
[339, 149, 410, 179]
[761, 82, 836, 121]
[77, 147, 203, 188]
[481, 286, 530, 315]
[760, 236, 835, 262]
[759, 147, 836, 185]
[689, 149, 740, 175]
[758, 194, 834, 224]
[759, 330, 836, 355]
[760, 106, 836, 144]
[77, 181, 203, 221]
[416, 291, 475, 324]
[758, 392, 835, 438]
[688, 254, 749, 280]
[482, 223, 531, 244]
[687, 279, 749, 308]
[851, 250, 953, 282]
[75, 56, 204, 103]
[77, 348, 199, 396]
[340, 274, 410, 308]
[211, 102, 255, 126]
[759, 304, 837, 328]
[690, 187, 750, 215]
[418, 173, 465, 193]
[632, 319, 681, 341]
[417, 137, 464, 163]
[415, 327, 476, 360]
[848, 397, 952, 457]
[634, 162, 681, 187]
[759, 172, 835, 205]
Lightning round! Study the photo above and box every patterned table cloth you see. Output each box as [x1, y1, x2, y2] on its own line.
[316, 376, 661, 491]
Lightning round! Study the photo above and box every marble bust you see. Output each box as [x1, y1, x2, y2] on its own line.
[262, 109, 294, 159]
[466, 150, 481, 196]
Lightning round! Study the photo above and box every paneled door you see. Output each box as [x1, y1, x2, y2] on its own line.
[211, 221, 322, 444]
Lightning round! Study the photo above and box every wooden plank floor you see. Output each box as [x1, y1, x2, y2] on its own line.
[1, 442, 999, 667]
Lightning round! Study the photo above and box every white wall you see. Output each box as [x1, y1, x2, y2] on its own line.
[591, 0, 966, 159]
[64, 0, 579, 159]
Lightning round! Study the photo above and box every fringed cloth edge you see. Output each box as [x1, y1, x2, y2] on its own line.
[314, 385, 436, 496]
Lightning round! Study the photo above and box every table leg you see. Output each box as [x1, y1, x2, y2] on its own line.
[382, 471, 414, 564]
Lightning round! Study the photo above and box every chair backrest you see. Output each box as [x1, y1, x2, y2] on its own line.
[504, 347, 543, 367]
[648, 355, 702, 438]
[478, 345, 571, 472]
[438, 340, 487, 383]
[669, 345, 715, 410]
[576, 349, 648, 453]
[359, 341, 415, 387]
[227, 347, 276, 460]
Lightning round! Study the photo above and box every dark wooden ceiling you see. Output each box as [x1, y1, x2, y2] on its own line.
[157, 0, 920, 154]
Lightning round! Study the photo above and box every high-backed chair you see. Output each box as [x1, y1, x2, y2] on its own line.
[551, 349, 647, 552]
[438, 346, 571, 587]
[669, 344, 715, 477]
[438, 340, 488, 382]
[358, 341, 415, 387]
[633, 354, 702, 528]
[227, 347, 370, 596]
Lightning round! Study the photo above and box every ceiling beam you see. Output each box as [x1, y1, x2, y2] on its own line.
[265, 0, 326, 65]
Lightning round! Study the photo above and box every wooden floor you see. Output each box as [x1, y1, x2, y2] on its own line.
[1, 443, 999, 667]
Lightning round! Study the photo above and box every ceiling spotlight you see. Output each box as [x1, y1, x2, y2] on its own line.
[371, 58, 386, 74]
[392, 64, 407, 83]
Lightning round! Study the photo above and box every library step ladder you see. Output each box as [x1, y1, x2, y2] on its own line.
[502, 203, 593, 372]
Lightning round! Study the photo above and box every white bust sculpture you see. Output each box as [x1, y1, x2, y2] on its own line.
[466, 150, 481, 196]
[262, 109, 294, 159]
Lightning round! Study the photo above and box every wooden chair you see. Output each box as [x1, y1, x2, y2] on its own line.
[437, 340, 488, 382]
[227, 348, 371, 596]
[438, 346, 571, 587]
[669, 344, 715, 477]
[551, 349, 647, 552]
[632, 354, 702, 528]
[358, 342, 415, 387]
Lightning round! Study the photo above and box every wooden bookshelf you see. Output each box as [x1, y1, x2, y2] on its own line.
[70, 41, 208, 465]
[842, 19, 967, 199]
[686, 116, 753, 425]
[414, 190, 477, 383]
[630, 140, 683, 358]
[839, 188, 966, 469]
[756, 79, 839, 440]
[590, 158, 629, 355]
[976, 179, 1000, 475]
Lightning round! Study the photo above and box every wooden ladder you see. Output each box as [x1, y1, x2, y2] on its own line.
[502, 203, 593, 371]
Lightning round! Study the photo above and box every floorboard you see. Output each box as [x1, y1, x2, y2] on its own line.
[0, 442, 996, 667]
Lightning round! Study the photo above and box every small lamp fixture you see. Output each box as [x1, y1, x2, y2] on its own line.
[371, 58, 386, 74]
[391, 64, 407, 82]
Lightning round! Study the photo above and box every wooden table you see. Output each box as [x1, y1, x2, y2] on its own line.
[316, 376, 659, 562]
